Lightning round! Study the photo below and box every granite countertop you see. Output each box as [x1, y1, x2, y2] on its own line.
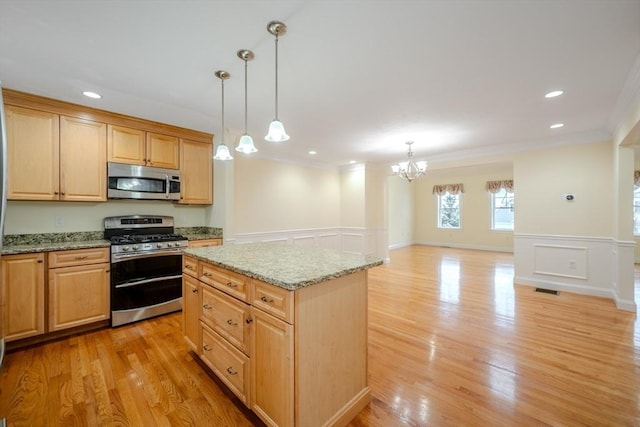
[183, 243, 384, 291]
[1, 226, 223, 255]
[1, 231, 110, 255]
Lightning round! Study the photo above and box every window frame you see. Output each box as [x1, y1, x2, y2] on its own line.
[633, 185, 640, 236]
[490, 187, 514, 231]
[437, 191, 461, 229]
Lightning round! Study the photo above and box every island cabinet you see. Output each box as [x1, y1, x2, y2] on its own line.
[182, 246, 378, 427]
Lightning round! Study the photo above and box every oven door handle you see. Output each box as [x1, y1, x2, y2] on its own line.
[165, 174, 170, 199]
[115, 274, 183, 289]
[111, 249, 184, 263]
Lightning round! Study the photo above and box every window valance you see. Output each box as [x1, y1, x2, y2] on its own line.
[432, 183, 464, 195]
[634, 171, 640, 186]
[486, 180, 514, 194]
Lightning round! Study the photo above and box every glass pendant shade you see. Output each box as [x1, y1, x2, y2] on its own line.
[236, 134, 257, 153]
[213, 143, 233, 161]
[265, 119, 290, 142]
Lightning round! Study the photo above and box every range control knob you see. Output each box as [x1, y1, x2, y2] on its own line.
[122, 246, 130, 252]
[156, 243, 163, 248]
[132, 245, 140, 251]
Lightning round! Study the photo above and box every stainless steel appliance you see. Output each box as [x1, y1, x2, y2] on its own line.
[107, 162, 181, 201]
[0, 80, 8, 427]
[105, 215, 188, 327]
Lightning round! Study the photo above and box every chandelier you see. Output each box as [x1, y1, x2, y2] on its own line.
[391, 141, 427, 182]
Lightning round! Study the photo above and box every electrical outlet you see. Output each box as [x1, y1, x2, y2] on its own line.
[54, 215, 65, 227]
[568, 260, 576, 269]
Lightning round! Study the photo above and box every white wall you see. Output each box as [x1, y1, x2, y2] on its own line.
[412, 162, 514, 252]
[388, 176, 413, 248]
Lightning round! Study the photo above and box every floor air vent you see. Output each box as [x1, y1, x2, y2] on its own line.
[535, 288, 559, 295]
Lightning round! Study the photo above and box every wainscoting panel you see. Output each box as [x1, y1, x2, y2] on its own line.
[533, 244, 588, 279]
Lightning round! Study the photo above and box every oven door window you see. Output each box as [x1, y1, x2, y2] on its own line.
[111, 253, 182, 311]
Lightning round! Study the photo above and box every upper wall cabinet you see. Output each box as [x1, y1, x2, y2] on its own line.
[3, 89, 214, 204]
[108, 125, 180, 169]
[6, 106, 107, 201]
[179, 138, 213, 204]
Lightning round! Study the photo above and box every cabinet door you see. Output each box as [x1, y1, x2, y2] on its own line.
[48, 263, 110, 331]
[183, 274, 201, 352]
[179, 139, 212, 204]
[146, 132, 179, 169]
[251, 308, 294, 427]
[60, 116, 107, 201]
[1, 253, 45, 342]
[5, 105, 59, 200]
[107, 124, 146, 165]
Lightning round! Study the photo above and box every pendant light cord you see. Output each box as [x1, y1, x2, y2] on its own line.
[221, 78, 225, 145]
[244, 58, 248, 133]
[274, 34, 279, 119]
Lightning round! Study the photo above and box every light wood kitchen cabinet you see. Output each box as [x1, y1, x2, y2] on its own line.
[59, 116, 107, 201]
[187, 238, 222, 248]
[5, 105, 106, 201]
[107, 124, 179, 169]
[179, 138, 212, 204]
[251, 306, 294, 427]
[182, 271, 201, 352]
[0, 253, 45, 342]
[48, 248, 110, 331]
[5, 105, 59, 200]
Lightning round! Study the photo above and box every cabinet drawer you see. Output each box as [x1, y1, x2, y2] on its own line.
[201, 286, 250, 354]
[183, 256, 198, 278]
[188, 239, 221, 248]
[200, 264, 249, 302]
[48, 247, 110, 268]
[252, 280, 294, 324]
[201, 324, 250, 406]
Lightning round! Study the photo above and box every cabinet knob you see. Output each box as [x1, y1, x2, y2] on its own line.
[226, 319, 237, 326]
[191, 288, 198, 294]
[245, 317, 253, 324]
[203, 344, 212, 352]
[226, 282, 237, 288]
[203, 303, 212, 310]
[260, 296, 275, 303]
[226, 367, 238, 376]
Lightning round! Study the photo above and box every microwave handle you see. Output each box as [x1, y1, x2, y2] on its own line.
[165, 174, 170, 199]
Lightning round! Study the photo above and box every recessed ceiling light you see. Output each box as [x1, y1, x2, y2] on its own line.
[349, 160, 356, 164]
[82, 91, 102, 99]
[550, 123, 564, 129]
[545, 90, 563, 98]
[308, 150, 317, 155]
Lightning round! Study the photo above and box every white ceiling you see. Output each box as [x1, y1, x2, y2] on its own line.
[1, 0, 639, 169]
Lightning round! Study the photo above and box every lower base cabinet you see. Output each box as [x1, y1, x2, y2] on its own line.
[48, 248, 110, 331]
[1, 252, 45, 342]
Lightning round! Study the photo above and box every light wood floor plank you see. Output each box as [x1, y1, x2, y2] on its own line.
[0, 245, 638, 426]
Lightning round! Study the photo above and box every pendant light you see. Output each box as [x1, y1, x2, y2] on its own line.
[265, 20, 290, 142]
[213, 70, 233, 161]
[236, 49, 258, 154]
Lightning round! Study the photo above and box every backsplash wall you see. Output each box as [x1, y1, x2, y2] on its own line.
[4, 200, 208, 234]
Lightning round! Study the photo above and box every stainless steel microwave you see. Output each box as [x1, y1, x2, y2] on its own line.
[107, 162, 181, 201]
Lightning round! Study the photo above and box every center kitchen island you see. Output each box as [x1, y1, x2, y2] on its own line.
[182, 243, 383, 427]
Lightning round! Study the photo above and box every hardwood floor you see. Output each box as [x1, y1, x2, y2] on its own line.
[1, 245, 638, 426]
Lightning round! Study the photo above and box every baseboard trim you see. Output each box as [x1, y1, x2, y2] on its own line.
[514, 275, 616, 300]
[414, 240, 513, 253]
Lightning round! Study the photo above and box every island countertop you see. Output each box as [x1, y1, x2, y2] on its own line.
[183, 243, 383, 290]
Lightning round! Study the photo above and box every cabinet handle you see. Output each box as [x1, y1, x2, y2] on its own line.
[191, 288, 198, 294]
[245, 317, 253, 324]
[226, 282, 237, 288]
[37, 259, 43, 263]
[203, 303, 212, 310]
[226, 367, 238, 376]
[203, 272, 212, 277]
[260, 296, 275, 303]
[185, 265, 195, 270]
[226, 319, 237, 326]
[106, 270, 110, 273]
[54, 191, 59, 195]
[203, 344, 212, 351]
[61, 192, 65, 196]
[74, 255, 88, 260]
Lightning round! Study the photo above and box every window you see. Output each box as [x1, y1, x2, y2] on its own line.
[491, 188, 514, 231]
[437, 192, 461, 229]
[634, 185, 640, 235]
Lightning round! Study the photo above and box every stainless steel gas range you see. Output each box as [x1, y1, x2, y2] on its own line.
[104, 215, 188, 327]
